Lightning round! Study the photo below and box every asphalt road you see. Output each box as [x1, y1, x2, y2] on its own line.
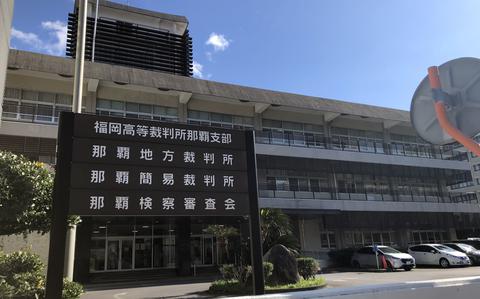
[324, 266, 480, 288]
[81, 266, 480, 299]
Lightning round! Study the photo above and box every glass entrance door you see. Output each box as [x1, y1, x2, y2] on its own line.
[106, 240, 120, 270]
[121, 239, 133, 270]
[105, 239, 133, 271]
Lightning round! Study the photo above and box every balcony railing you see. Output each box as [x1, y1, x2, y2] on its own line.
[255, 131, 467, 161]
[258, 189, 479, 204]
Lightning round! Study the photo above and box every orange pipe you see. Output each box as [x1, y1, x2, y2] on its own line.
[428, 66, 480, 157]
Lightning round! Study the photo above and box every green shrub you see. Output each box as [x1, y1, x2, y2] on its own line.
[219, 264, 236, 280]
[0, 250, 44, 276]
[328, 248, 356, 267]
[0, 278, 14, 298]
[297, 258, 320, 280]
[63, 278, 84, 299]
[208, 279, 249, 295]
[0, 250, 83, 299]
[263, 262, 273, 280]
[220, 262, 273, 285]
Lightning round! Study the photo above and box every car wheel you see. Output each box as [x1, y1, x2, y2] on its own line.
[439, 258, 450, 268]
[404, 266, 413, 271]
[352, 260, 360, 268]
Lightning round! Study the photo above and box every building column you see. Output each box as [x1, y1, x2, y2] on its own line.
[175, 217, 191, 276]
[394, 229, 410, 248]
[253, 113, 262, 131]
[178, 103, 188, 123]
[178, 92, 192, 123]
[64, 224, 76, 280]
[447, 228, 457, 241]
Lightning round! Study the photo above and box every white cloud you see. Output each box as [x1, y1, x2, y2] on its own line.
[192, 61, 203, 78]
[11, 28, 42, 48]
[206, 32, 230, 52]
[41, 21, 68, 55]
[10, 20, 67, 56]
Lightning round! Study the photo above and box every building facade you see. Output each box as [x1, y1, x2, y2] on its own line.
[1, 1, 480, 283]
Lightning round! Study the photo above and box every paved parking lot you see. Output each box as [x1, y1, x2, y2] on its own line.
[81, 266, 480, 298]
[324, 266, 480, 288]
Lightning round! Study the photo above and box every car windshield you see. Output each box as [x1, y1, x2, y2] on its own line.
[457, 243, 476, 252]
[379, 247, 400, 254]
[434, 245, 456, 252]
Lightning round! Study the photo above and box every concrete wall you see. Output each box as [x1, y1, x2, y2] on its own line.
[0, 233, 50, 269]
[0, 0, 14, 125]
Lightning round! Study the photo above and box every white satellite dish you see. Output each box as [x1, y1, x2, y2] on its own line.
[411, 57, 480, 146]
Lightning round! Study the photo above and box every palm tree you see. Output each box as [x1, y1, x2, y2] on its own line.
[260, 208, 299, 254]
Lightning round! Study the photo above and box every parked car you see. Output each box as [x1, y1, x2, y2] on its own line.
[408, 244, 471, 268]
[454, 239, 480, 250]
[351, 245, 415, 271]
[443, 243, 480, 265]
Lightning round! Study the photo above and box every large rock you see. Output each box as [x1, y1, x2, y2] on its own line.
[263, 244, 300, 285]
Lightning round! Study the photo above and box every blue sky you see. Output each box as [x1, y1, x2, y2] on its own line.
[9, 0, 480, 110]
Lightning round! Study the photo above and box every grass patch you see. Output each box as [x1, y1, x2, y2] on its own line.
[208, 277, 326, 295]
[266, 277, 327, 291]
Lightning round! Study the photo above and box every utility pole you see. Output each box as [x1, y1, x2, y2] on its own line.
[66, 0, 88, 282]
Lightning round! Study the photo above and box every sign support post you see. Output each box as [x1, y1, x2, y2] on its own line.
[46, 112, 75, 298]
[245, 131, 265, 295]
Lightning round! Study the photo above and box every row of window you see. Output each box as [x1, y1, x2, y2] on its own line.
[264, 175, 442, 197]
[410, 230, 449, 244]
[187, 110, 253, 130]
[344, 231, 394, 247]
[3, 88, 75, 124]
[96, 99, 178, 122]
[263, 119, 323, 134]
[4, 88, 73, 105]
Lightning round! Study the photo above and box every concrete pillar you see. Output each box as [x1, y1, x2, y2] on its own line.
[394, 229, 410, 249]
[448, 228, 457, 241]
[253, 113, 262, 131]
[64, 224, 77, 280]
[85, 91, 97, 113]
[0, 0, 14, 127]
[178, 103, 188, 123]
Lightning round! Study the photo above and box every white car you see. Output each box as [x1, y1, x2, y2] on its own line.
[351, 246, 415, 271]
[408, 244, 471, 268]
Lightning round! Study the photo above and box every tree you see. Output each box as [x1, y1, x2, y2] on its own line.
[260, 208, 299, 254]
[205, 224, 239, 264]
[0, 151, 54, 235]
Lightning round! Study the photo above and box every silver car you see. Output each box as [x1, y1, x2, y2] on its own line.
[351, 245, 415, 271]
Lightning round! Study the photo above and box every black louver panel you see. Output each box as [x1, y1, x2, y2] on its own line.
[67, 13, 193, 77]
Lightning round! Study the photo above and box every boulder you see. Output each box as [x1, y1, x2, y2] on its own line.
[263, 244, 300, 285]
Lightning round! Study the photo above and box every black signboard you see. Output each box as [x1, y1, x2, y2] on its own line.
[69, 114, 251, 216]
[46, 112, 265, 297]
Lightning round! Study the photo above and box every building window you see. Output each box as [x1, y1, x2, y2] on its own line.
[261, 119, 325, 147]
[2, 88, 75, 124]
[96, 99, 178, 121]
[320, 232, 336, 249]
[331, 127, 384, 154]
[345, 231, 394, 247]
[473, 164, 480, 172]
[410, 230, 448, 245]
[187, 110, 253, 130]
